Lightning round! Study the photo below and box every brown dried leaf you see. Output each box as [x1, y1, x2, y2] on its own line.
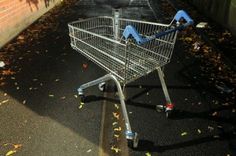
[13, 144, 22, 149]
[112, 112, 120, 120]
[2, 69, 15, 76]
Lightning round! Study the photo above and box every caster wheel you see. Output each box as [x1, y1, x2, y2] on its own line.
[156, 105, 164, 112]
[79, 95, 86, 103]
[165, 110, 172, 118]
[127, 132, 138, 149]
[165, 103, 174, 118]
[98, 82, 106, 92]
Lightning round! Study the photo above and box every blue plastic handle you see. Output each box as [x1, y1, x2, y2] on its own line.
[122, 10, 194, 45]
[174, 10, 194, 26]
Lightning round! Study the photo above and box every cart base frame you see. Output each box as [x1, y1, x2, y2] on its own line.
[77, 67, 173, 148]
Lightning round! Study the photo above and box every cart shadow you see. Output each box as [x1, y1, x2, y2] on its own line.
[82, 94, 236, 153]
[83, 94, 236, 126]
[136, 130, 236, 152]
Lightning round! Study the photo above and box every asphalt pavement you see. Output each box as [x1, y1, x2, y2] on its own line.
[0, 0, 235, 156]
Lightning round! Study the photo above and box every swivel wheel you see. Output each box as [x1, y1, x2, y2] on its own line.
[127, 132, 139, 149]
[98, 82, 106, 92]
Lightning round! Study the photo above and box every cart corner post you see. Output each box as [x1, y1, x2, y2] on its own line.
[113, 9, 122, 40]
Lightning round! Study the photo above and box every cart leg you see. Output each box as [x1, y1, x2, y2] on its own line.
[78, 74, 138, 148]
[156, 67, 174, 118]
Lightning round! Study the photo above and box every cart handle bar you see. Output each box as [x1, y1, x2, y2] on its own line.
[122, 10, 194, 45]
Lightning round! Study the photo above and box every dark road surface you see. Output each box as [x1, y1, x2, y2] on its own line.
[0, 0, 235, 156]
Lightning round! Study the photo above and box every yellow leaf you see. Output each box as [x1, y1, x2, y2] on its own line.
[22, 100, 26, 104]
[197, 129, 201, 134]
[6, 150, 17, 156]
[1, 99, 9, 104]
[79, 105, 83, 109]
[181, 132, 187, 136]
[114, 104, 119, 109]
[114, 134, 119, 138]
[145, 152, 151, 156]
[114, 127, 122, 131]
[111, 146, 121, 153]
[112, 122, 118, 126]
[55, 79, 60, 82]
[185, 37, 193, 42]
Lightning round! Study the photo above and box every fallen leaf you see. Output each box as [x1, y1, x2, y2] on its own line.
[86, 149, 92, 153]
[145, 152, 151, 156]
[55, 79, 60, 82]
[78, 105, 83, 109]
[114, 104, 119, 109]
[213, 135, 220, 138]
[114, 134, 119, 138]
[2, 69, 15, 75]
[197, 129, 201, 134]
[0, 82, 6, 86]
[60, 96, 66, 99]
[217, 125, 223, 129]
[6, 150, 17, 156]
[82, 63, 88, 69]
[111, 146, 121, 153]
[17, 35, 24, 40]
[181, 132, 187, 136]
[218, 37, 224, 43]
[13, 144, 22, 149]
[48, 94, 54, 97]
[112, 122, 118, 126]
[208, 126, 214, 131]
[212, 112, 218, 116]
[114, 127, 122, 131]
[0, 99, 9, 105]
[79, 102, 84, 109]
[185, 37, 193, 42]
[112, 112, 120, 120]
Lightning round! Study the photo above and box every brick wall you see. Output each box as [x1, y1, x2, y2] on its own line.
[0, 0, 62, 48]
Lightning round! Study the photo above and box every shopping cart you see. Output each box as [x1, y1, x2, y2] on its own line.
[68, 10, 193, 148]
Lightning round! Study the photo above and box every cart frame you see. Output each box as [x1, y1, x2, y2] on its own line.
[68, 9, 193, 148]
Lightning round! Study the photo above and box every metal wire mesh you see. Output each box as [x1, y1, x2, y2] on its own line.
[68, 16, 177, 84]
